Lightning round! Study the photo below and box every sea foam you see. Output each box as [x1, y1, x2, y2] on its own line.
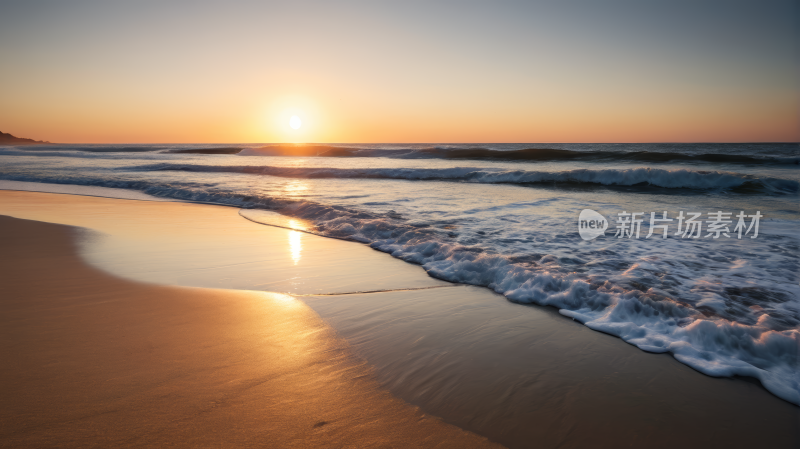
[242, 202, 800, 405]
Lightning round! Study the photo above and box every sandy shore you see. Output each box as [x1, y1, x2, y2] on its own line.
[0, 215, 499, 448]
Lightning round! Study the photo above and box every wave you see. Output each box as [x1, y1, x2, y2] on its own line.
[1, 145, 242, 154]
[168, 147, 243, 154]
[243, 203, 800, 406]
[2, 145, 164, 153]
[240, 145, 362, 157]
[240, 145, 800, 165]
[415, 147, 800, 165]
[0, 148, 178, 161]
[5, 143, 797, 164]
[134, 163, 800, 194]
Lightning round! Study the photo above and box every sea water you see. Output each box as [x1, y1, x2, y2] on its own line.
[0, 142, 797, 404]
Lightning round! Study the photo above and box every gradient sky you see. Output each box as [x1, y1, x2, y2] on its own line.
[0, 0, 797, 143]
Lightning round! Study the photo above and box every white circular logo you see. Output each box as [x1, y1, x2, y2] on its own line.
[578, 209, 608, 240]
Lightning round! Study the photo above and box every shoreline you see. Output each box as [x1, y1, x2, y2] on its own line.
[1, 189, 798, 448]
[2, 182, 798, 403]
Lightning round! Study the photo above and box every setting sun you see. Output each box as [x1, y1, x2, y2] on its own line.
[289, 116, 302, 130]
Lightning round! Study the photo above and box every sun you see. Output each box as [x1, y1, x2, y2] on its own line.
[289, 115, 302, 129]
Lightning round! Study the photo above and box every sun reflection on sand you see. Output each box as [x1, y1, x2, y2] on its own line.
[287, 219, 308, 232]
[267, 292, 297, 305]
[289, 230, 302, 265]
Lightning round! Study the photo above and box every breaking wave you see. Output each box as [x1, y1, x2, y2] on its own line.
[240, 145, 800, 165]
[134, 163, 800, 194]
[241, 202, 800, 406]
[5, 143, 797, 165]
[413, 147, 800, 165]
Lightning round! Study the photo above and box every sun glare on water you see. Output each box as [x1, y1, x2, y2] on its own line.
[289, 115, 302, 129]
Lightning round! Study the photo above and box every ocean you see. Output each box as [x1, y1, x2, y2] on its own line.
[0, 142, 798, 405]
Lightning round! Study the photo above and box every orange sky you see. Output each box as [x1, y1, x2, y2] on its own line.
[1, 1, 797, 143]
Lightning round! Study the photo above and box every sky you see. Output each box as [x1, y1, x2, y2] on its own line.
[0, 0, 797, 143]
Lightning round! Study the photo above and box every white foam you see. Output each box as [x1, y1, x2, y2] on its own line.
[243, 203, 800, 405]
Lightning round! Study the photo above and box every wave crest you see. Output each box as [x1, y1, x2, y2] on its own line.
[239, 145, 800, 165]
[135, 163, 799, 193]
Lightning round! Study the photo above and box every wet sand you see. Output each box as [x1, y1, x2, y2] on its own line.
[1, 190, 798, 448]
[0, 190, 449, 295]
[305, 287, 800, 448]
[0, 215, 498, 448]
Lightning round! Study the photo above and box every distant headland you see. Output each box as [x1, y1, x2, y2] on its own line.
[0, 131, 51, 145]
